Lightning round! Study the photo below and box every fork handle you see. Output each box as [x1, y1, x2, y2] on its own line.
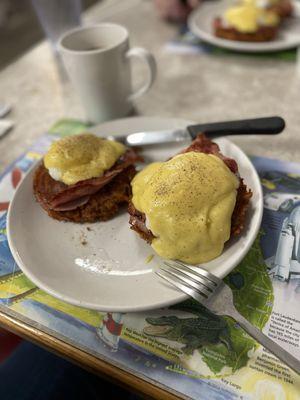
[231, 312, 300, 374]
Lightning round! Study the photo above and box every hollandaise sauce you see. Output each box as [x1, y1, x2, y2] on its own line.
[131, 152, 239, 264]
[224, 3, 279, 32]
[44, 133, 125, 185]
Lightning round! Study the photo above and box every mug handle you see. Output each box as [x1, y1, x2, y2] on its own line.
[126, 47, 157, 101]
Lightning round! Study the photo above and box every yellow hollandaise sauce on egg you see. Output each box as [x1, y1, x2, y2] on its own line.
[44, 133, 125, 185]
[131, 152, 239, 264]
[224, 3, 279, 32]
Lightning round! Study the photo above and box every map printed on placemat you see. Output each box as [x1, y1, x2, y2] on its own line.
[0, 120, 300, 400]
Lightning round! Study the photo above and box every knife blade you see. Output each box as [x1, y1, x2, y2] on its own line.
[108, 116, 285, 147]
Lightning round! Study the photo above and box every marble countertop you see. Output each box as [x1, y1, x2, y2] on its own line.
[0, 0, 300, 171]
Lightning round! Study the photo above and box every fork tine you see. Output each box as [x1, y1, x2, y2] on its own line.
[156, 270, 207, 304]
[159, 265, 211, 299]
[161, 264, 212, 297]
[163, 261, 216, 291]
[169, 260, 220, 286]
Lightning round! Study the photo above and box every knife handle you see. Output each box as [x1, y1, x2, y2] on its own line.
[187, 116, 285, 140]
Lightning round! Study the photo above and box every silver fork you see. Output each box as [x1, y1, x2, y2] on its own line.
[157, 260, 300, 374]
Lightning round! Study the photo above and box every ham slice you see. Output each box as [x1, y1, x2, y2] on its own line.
[34, 148, 140, 212]
[51, 195, 90, 212]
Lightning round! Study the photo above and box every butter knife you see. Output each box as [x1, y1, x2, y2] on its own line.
[109, 116, 285, 146]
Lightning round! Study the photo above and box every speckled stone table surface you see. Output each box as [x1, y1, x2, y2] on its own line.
[0, 0, 299, 172]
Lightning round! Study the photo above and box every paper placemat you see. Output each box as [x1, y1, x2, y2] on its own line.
[1, 120, 300, 400]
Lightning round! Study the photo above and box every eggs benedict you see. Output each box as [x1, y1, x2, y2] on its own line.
[129, 134, 252, 265]
[33, 133, 140, 223]
[214, 2, 279, 42]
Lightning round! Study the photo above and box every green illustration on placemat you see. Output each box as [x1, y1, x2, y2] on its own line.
[144, 233, 273, 375]
[210, 45, 297, 61]
[144, 302, 233, 358]
[48, 119, 90, 137]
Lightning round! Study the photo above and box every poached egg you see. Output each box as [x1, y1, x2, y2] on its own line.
[44, 134, 125, 185]
[131, 152, 239, 265]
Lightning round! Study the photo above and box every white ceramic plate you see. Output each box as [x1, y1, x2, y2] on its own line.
[7, 116, 263, 312]
[188, 0, 300, 53]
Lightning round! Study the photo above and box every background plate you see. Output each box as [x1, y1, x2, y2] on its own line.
[7, 117, 263, 312]
[188, 0, 300, 53]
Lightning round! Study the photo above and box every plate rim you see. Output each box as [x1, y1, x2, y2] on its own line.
[7, 116, 263, 311]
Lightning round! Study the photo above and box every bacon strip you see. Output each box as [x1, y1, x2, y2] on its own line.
[34, 148, 141, 212]
[181, 134, 238, 174]
[129, 134, 252, 242]
[128, 203, 154, 243]
[214, 17, 278, 43]
[231, 178, 253, 235]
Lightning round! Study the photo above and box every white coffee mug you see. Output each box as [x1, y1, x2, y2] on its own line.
[58, 23, 156, 124]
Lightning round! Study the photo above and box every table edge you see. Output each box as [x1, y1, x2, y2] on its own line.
[0, 309, 186, 400]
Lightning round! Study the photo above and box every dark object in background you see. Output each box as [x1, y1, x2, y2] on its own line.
[0, 0, 97, 70]
[31, 0, 82, 50]
[0, 340, 141, 400]
[0, 328, 22, 362]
